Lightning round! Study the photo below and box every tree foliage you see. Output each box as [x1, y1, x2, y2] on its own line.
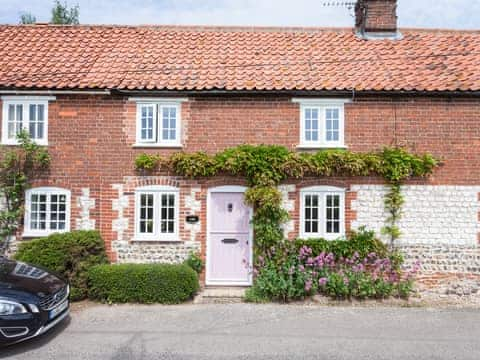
[19, 12, 36, 24]
[51, 0, 80, 24]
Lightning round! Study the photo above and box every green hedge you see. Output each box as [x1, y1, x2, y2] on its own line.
[87, 263, 199, 304]
[295, 227, 389, 260]
[14, 230, 108, 301]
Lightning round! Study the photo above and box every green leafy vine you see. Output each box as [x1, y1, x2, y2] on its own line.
[135, 145, 439, 258]
[0, 131, 50, 254]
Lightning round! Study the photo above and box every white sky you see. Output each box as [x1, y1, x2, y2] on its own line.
[0, 0, 479, 29]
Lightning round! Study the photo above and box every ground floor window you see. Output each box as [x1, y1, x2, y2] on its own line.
[300, 186, 345, 240]
[24, 187, 71, 237]
[134, 185, 179, 241]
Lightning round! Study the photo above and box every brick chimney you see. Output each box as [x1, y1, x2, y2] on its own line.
[355, 0, 400, 39]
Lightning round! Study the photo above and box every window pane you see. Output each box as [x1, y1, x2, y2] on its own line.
[49, 192, 67, 231]
[304, 194, 319, 234]
[7, 104, 23, 139]
[161, 106, 178, 141]
[326, 108, 339, 142]
[162, 129, 169, 140]
[326, 194, 341, 234]
[304, 108, 319, 142]
[8, 104, 15, 121]
[16, 105, 23, 121]
[38, 104, 45, 121]
[29, 104, 37, 121]
[140, 105, 154, 141]
[159, 193, 176, 234]
[139, 193, 154, 234]
[29, 122, 36, 139]
[8, 122, 15, 138]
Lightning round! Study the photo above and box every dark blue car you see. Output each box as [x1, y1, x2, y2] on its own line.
[0, 257, 69, 346]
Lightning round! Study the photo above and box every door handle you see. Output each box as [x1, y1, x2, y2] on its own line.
[222, 238, 239, 244]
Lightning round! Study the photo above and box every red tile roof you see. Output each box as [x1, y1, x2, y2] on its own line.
[0, 24, 479, 93]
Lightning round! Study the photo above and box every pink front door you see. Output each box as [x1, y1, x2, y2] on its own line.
[207, 190, 252, 285]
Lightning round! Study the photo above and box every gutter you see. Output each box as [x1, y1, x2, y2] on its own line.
[0, 89, 111, 95]
[0, 88, 479, 99]
[114, 89, 480, 99]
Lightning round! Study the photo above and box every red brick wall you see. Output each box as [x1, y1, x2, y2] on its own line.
[1, 94, 479, 263]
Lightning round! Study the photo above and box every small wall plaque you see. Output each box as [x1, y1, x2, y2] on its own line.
[186, 215, 199, 224]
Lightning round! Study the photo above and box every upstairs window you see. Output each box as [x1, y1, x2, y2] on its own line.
[300, 186, 345, 240]
[24, 187, 71, 237]
[134, 100, 183, 147]
[294, 99, 347, 148]
[135, 185, 180, 241]
[1, 96, 53, 145]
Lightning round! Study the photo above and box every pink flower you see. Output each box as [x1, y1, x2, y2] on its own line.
[318, 277, 328, 286]
[304, 279, 313, 292]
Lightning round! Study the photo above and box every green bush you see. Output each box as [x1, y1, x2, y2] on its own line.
[184, 252, 203, 274]
[14, 230, 108, 301]
[87, 263, 199, 304]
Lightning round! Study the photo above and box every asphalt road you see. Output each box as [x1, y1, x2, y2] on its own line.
[2, 303, 480, 360]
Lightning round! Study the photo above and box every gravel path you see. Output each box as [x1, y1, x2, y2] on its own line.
[2, 303, 480, 360]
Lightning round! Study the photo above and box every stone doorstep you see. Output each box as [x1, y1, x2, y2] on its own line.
[194, 286, 248, 304]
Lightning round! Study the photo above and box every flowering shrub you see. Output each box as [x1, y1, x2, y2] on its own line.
[245, 229, 420, 302]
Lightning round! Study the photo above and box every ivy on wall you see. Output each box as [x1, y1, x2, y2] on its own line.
[135, 145, 439, 256]
[0, 131, 50, 254]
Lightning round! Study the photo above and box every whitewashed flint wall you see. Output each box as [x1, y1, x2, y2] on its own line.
[351, 185, 480, 246]
[351, 185, 480, 289]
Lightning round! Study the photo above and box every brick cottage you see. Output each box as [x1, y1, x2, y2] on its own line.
[0, 0, 479, 289]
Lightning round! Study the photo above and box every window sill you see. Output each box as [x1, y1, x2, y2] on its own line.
[131, 237, 182, 243]
[2, 141, 48, 147]
[297, 144, 348, 150]
[22, 231, 68, 238]
[299, 234, 346, 241]
[132, 143, 183, 149]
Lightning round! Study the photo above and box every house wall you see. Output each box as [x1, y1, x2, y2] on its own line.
[1, 95, 480, 288]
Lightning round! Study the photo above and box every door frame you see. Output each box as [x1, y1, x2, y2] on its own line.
[206, 185, 253, 286]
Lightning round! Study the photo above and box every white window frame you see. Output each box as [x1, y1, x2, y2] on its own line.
[299, 186, 345, 240]
[293, 98, 349, 149]
[1, 96, 55, 146]
[134, 185, 180, 241]
[23, 187, 71, 237]
[132, 98, 186, 147]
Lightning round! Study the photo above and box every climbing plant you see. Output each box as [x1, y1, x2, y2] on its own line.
[135, 144, 439, 256]
[0, 131, 50, 254]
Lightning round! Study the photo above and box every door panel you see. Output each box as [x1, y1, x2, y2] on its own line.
[208, 191, 251, 284]
[210, 193, 250, 233]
